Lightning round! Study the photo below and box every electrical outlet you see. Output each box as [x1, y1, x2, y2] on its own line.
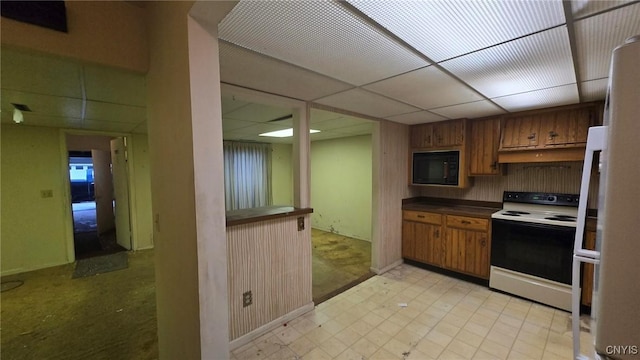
[40, 189, 53, 198]
[243, 291, 252, 307]
[297, 217, 305, 231]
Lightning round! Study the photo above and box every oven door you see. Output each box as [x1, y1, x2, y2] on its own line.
[491, 219, 575, 284]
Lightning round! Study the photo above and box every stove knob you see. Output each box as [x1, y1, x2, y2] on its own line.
[547, 196, 556, 201]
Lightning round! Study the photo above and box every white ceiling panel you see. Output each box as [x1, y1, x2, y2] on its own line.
[83, 64, 146, 107]
[571, 0, 634, 19]
[385, 110, 448, 125]
[223, 102, 292, 123]
[430, 100, 505, 119]
[314, 88, 420, 119]
[349, 0, 565, 62]
[310, 108, 344, 123]
[492, 84, 579, 112]
[1, 112, 82, 128]
[219, 42, 353, 101]
[222, 118, 257, 132]
[580, 78, 609, 102]
[218, 1, 429, 86]
[364, 66, 484, 109]
[574, 3, 640, 81]
[85, 101, 146, 124]
[336, 122, 374, 135]
[222, 93, 251, 115]
[83, 119, 139, 133]
[1, 49, 82, 98]
[440, 26, 576, 98]
[311, 116, 371, 131]
[1, 89, 83, 118]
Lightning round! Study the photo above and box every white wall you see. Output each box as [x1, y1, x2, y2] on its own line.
[310, 135, 372, 241]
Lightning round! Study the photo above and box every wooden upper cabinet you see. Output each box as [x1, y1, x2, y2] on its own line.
[469, 117, 501, 175]
[500, 114, 542, 149]
[410, 123, 433, 148]
[433, 119, 465, 147]
[541, 107, 592, 147]
[410, 119, 465, 149]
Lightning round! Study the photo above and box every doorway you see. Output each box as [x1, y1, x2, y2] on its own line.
[66, 134, 132, 259]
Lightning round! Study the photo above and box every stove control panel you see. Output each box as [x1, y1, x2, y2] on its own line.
[503, 191, 580, 207]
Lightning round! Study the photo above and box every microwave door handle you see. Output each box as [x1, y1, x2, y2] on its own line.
[443, 161, 448, 179]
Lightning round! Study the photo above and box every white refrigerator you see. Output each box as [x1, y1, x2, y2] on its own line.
[572, 35, 640, 359]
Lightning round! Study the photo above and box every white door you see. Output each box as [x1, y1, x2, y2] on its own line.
[91, 149, 115, 235]
[110, 137, 132, 250]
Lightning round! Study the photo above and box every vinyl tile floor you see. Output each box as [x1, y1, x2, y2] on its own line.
[232, 264, 594, 360]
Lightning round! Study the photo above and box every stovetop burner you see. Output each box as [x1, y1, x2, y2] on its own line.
[491, 191, 580, 227]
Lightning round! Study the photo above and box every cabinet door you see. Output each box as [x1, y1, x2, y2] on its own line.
[433, 119, 465, 147]
[402, 220, 442, 266]
[542, 107, 592, 147]
[500, 115, 541, 149]
[410, 124, 433, 148]
[469, 117, 501, 175]
[443, 228, 490, 279]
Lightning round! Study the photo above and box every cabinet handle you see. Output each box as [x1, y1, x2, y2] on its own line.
[549, 131, 558, 139]
[490, 161, 498, 169]
[527, 133, 536, 140]
[461, 220, 471, 225]
[417, 215, 425, 218]
[435, 229, 440, 237]
[481, 240, 486, 247]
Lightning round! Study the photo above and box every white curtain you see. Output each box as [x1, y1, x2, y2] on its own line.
[223, 141, 272, 210]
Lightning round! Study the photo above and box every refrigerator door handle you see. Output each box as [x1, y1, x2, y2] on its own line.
[572, 126, 607, 360]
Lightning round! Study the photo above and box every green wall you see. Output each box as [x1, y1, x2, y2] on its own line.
[271, 143, 293, 206]
[1, 125, 154, 275]
[310, 135, 372, 241]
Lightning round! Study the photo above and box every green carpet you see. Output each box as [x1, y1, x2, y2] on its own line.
[73, 252, 129, 278]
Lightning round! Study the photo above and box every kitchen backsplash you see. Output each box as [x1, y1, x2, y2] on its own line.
[420, 161, 600, 209]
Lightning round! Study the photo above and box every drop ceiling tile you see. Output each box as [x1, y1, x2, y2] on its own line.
[580, 78, 608, 102]
[492, 84, 579, 112]
[219, 42, 353, 101]
[223, 102, 293, 123]
[310, 130, 362, 142]
[85, 101, 146, 123]
[83, 120, 139, 133]
[219, 1, 429, 85]
[311, 116, 370, 131]
[364, 66, 484, 109]
[1, 89, 83, 118]
[336, 123, 374, 135]
[310, 108, 345, 123]
[574, 3, 640, 81]
[314, 88, 420, 119]
[0, 111, 82, 128]
[223, 118, 260, 132]
[385, 110, 448, 124]
[571, 0, 634, 19]
[131, 121, 148, 134]
[430, 100, 505, 119]
[0, 48, 82, 98]
[440, 26, 576, 98]
[221, 93, 251, 115]
[83, 64, 146, 106]
[349, 0, 565, 62]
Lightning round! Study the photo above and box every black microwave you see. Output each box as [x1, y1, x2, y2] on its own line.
[412, 150, 460, 186]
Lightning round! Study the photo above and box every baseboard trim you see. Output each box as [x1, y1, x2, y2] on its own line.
[229, 302, 315, 351]
[370, 258, 403, 275]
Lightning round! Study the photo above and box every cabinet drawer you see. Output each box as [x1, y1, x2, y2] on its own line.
[403, 211, 442, 225]
[446, 215, 489, 231]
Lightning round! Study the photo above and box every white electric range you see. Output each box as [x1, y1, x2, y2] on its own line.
[489, 191, 580, 311]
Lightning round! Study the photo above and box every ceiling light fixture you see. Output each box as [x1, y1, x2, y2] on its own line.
[259, 128, 320, 138]
[12, 108, 24, 124]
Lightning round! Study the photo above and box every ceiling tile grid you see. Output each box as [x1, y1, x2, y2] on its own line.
[218, 1, 429, 86]
[218, 41, 354, 101]
[363, 66, 484, 110]
[573, 3, 640, 82]
[385, 111, 448, 124]
[315, 88, 420, 118]
[430, 100, 506, 119]
[580, 78, 609, 102]
[348, 0, 566, 62]
[439, 26, 577, 99]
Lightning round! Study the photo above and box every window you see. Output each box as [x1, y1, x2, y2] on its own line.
[223, 141, 272, 210]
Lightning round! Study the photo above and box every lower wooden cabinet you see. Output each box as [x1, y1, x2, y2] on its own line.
[402, 210, 491, 279]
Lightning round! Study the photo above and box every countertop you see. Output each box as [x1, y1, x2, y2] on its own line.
[226, 206, 313, 227]
[402, 197, 501, 219]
